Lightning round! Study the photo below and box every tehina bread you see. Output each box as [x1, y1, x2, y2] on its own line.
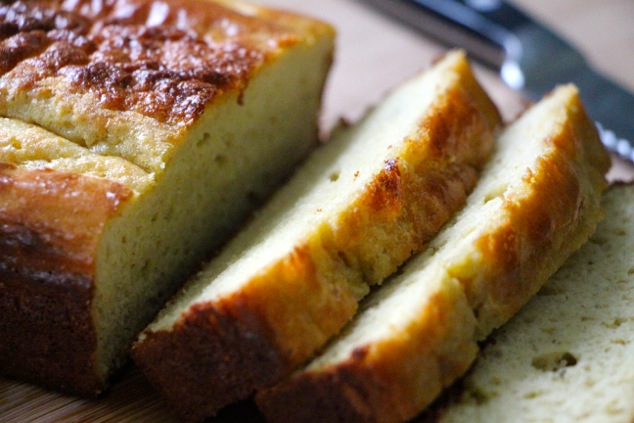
[257, 84, 611, 423]
[132, 50, 502, 421]
[425, 183, 634, 423]
[0, 0, 334, 396]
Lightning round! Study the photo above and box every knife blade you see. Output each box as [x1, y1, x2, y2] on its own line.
[360, 0, 634, 161]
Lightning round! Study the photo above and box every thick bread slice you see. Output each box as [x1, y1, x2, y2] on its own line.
[0, 0, 334, 396]
[132, 50, 502, 421]
[257, 85, 611, 423]
[425, 184, 634, 423]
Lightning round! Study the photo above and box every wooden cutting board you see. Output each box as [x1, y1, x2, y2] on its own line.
[1, 1, 633, 422]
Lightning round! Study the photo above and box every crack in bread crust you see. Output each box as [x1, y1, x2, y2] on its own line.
[0, 0, 299, 125]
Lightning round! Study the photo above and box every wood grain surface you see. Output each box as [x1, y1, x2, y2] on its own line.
[1, 1, 633, 422]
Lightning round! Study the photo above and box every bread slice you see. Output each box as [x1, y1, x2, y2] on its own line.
[256, 85, 611, 423]
[0, 0, 334, 396]
[424, 183, 634, 423]
[131, 50, 501, 421]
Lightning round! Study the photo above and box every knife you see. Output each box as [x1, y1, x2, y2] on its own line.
[360, 0, 634, 161]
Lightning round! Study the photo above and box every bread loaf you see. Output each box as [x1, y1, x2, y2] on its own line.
[0, 0, 334, 396]
[424, 183, 634, 423]
[256, 85, 611, 423]
[131, 50, 502, 421]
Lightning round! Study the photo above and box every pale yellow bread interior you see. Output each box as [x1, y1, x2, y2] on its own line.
[133, 50, 502, 420]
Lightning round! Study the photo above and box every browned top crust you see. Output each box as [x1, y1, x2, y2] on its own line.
[0, 0, 316, 126]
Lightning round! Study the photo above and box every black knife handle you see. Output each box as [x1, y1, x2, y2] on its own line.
[362, 0, 532, 69]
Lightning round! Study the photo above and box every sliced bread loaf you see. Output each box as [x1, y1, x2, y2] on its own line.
[131, 50, 502, 421]
[424, 183, 634, 423]
[256, 85, 611, 423]
[0, 0, 334, 396]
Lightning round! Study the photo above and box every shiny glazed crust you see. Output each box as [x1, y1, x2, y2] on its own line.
[0, 0, 334, 396]
[256, 87, 611, 423]
[132, 52, 502, 422]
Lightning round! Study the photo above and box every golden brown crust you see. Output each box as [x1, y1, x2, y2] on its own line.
[468, 88, 611, 337]
[134, 239, 362, 422]
[0, 162, 132, 278]
[255, 86, 611, 423]
[132, 52, 502, 421]
[0, 163, 131, 395]
[257, 283, 478, 423]
[0, 0, 316, 126]
[332, 58, 502, 284]
[0, 0, 335, 175]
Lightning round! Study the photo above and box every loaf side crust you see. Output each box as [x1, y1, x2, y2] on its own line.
[0, 163, 131, 395]
[132, 51, 502, 421]
[256, 85, 611, 423]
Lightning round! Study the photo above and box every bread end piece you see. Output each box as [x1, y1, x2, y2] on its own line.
[0, 164, 132, 395]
